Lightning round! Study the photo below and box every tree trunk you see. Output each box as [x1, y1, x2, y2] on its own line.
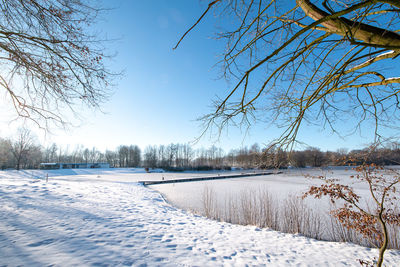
[297, 0, 400, 48]
[377, 212, 388, 267]
[16, 156, 21, 170]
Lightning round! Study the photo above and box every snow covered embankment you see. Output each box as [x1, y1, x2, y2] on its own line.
[1, 172, 400, 266]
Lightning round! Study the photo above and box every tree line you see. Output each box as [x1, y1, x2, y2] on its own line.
[1, 129, 400, 171]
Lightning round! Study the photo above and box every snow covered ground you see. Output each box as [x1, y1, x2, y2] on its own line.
[1, 168, 400, 266]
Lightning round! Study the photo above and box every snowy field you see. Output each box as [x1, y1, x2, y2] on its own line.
[1, 168, 400, 266]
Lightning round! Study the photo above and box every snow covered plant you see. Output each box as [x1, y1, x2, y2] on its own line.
[303, 164, 400, 267]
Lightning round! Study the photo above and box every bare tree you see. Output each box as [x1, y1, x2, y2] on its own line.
[182, 143, 193, 168]
[118, 145, 129, 167]
[143, 145, 158, 168]
[305, 147, 325, 167]
[24, 145, 42, 169]
[83, 148, 90, 164]
[176, 0, 400, 147]
[104, 150, 116, 167]
[128, 145, 141, 167]
[0, 0, 115, 128]
[89, 147, 100, 163]
[290, 150, 307, 168]
[0, 138, 13, 169]
[10, 128, 35, 170]
[43, 143, 58, 163]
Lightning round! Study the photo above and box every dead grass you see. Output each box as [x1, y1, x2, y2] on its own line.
[201, 186, 400, 249]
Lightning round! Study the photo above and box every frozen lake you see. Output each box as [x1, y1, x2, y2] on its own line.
[149, 166, 400, 248]
[149, 166, 384, 212]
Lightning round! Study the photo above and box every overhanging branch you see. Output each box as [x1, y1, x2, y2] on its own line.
[297, 0, 400, 49]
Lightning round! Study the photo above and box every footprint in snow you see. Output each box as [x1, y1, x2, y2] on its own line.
[27, 238, 55, 247]
[154, 257, 166, 262]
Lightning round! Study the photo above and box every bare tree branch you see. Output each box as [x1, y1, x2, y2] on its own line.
[0, 0, 117, 129]
[176, 0, 400, 148]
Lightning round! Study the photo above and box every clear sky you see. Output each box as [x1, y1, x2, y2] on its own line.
[0, 0, 388, 152]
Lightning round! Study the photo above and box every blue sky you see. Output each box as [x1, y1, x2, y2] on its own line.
[0, 0, 387, 152]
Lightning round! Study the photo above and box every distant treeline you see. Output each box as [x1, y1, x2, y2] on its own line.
[1, 129, 400, 170]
